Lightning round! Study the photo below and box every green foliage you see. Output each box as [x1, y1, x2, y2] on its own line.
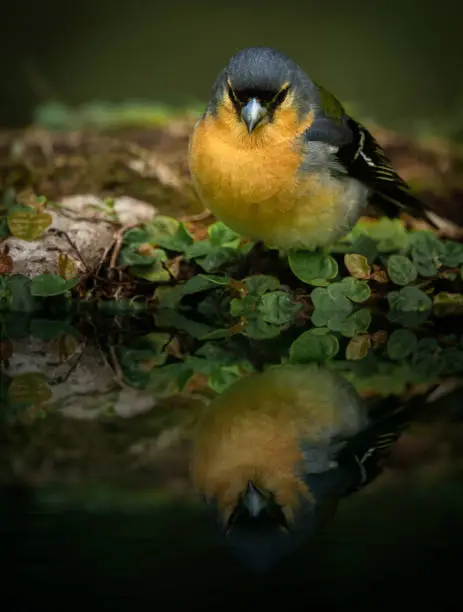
[117, 333, 170, 388]
[288, 250, 338, 286]
[409, 231, 444, 277]
[30, 274, 80, 297]
[242, 275, 280, 295]
[289, 328, 340, 363]
[155, 274, 228, 309]
[310, 278, 371, 337]
[1, 276, 29, 312]
[387, 286, 432, 327]
[386, 329, 418, 360]
[33, 100, 201, 131]
[347, 218, 409, 252]
[387, 255, 417, 285]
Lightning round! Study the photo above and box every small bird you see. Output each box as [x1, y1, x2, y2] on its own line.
[189, 46, 435, 252]
[190, 363, 424, 572]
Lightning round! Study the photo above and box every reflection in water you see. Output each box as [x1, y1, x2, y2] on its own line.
[191, 364, 433, 572]
[3, 318, 463, 604]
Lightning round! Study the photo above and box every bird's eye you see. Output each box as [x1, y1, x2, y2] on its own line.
[271, 84, 290, 108]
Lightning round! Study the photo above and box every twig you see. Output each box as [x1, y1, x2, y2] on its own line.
[48, 228, 90, 272]
[108, 344, 125, 386]
[48, 339, 88, 385]
[179, 209, 213, 223]
[109, 223, 140, 269]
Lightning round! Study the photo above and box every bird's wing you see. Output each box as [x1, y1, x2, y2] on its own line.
[301, 387, 437, 501]
[340, 387, 440, 494]
[303, 85, 436, 225]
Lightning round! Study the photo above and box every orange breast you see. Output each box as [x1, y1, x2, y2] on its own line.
[188, 106, 351, 249]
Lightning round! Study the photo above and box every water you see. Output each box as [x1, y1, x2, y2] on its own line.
[2, 311, 463, 607]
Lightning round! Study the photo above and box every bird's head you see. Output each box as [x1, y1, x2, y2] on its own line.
[205, 478, 316, 573]
[207, 47, 317, 138]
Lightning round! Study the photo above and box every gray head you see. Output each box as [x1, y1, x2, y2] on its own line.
[207, 46, 317, 133]
[208, 480, 317, 573]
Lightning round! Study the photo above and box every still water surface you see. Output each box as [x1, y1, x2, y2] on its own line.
[2, 312, 463, 607]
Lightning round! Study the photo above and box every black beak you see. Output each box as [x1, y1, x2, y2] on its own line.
[241, 98, 267, 133]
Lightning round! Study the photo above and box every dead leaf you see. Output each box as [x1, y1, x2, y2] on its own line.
[0, 254, 13, 275]
[371, 265, 389, 283]
[7, 372, 52, 405]
[344, 253, 371, 279]
[0, 339, 13, 360]
[370, 330, 388, 349]
[8, 209, 52, 241]
[346, 335, 371, 360]
[58, 253, 78, 279]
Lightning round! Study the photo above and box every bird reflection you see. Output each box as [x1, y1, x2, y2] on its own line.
[191, 363, 430, 572]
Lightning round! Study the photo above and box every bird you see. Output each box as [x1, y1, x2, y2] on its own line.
[188, 46, 436, 252]
[190, 363, 427, 572]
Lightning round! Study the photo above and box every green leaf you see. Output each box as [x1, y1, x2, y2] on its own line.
[387, 329, 417, 360]
[0, 275, 43, 312]
[288, 250, 338, 286]
[208, 365, 242, 393]
[410, 338, 444, 380]
[161, 221, 194, 252]
[0, 217, 9, 239]
[310, 286, 353, 328]
[244, 318, 281, 339]
[387, 255, 418, 285]
[289, 328, 339, 363]
[129, 249, 170, 281]
[387, 286, 432, 312]
[257, 291, 301, 325]
[7, 209, 52, 241]
[243, 275, 280, 296]
[195, 342, 245, 366]
[97, 299, 147, 314]
[441, 240, 463, 267]
[123, 227, 153, 245]
[147, 363, 193, 397]
[118, 346, 168, 389]
[338, 277, 371, 303]
[441, 347, 463, 375]
[409, 231, 444, 277]
[200, 274, 231, 286]
[119, 243, 159, 266]
[30, 274, 79, 297]
[348, 235, 378, 262]
[196, 246, 239, 272]
[184, 240, 214, 260]
[337, 308, 372, 337]
[230, 295, 259, 318]
[208, 222, 240, 246]
[30, 319, 77, 340]
[155, 274, 225, 309]
[200, 328, 234, 340]
[154, 309, 215, 340]
[184, 356, 217, 375]
[349, 218, 409, 252]
[139, 216, 193, 252]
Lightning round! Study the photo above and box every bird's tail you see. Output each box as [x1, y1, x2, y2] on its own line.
[374, 190, 440, 230]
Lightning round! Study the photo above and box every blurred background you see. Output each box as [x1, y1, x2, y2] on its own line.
[3, 0, 463, 134]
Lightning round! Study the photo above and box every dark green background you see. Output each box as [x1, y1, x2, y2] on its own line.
[3, 0, 463, 130]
